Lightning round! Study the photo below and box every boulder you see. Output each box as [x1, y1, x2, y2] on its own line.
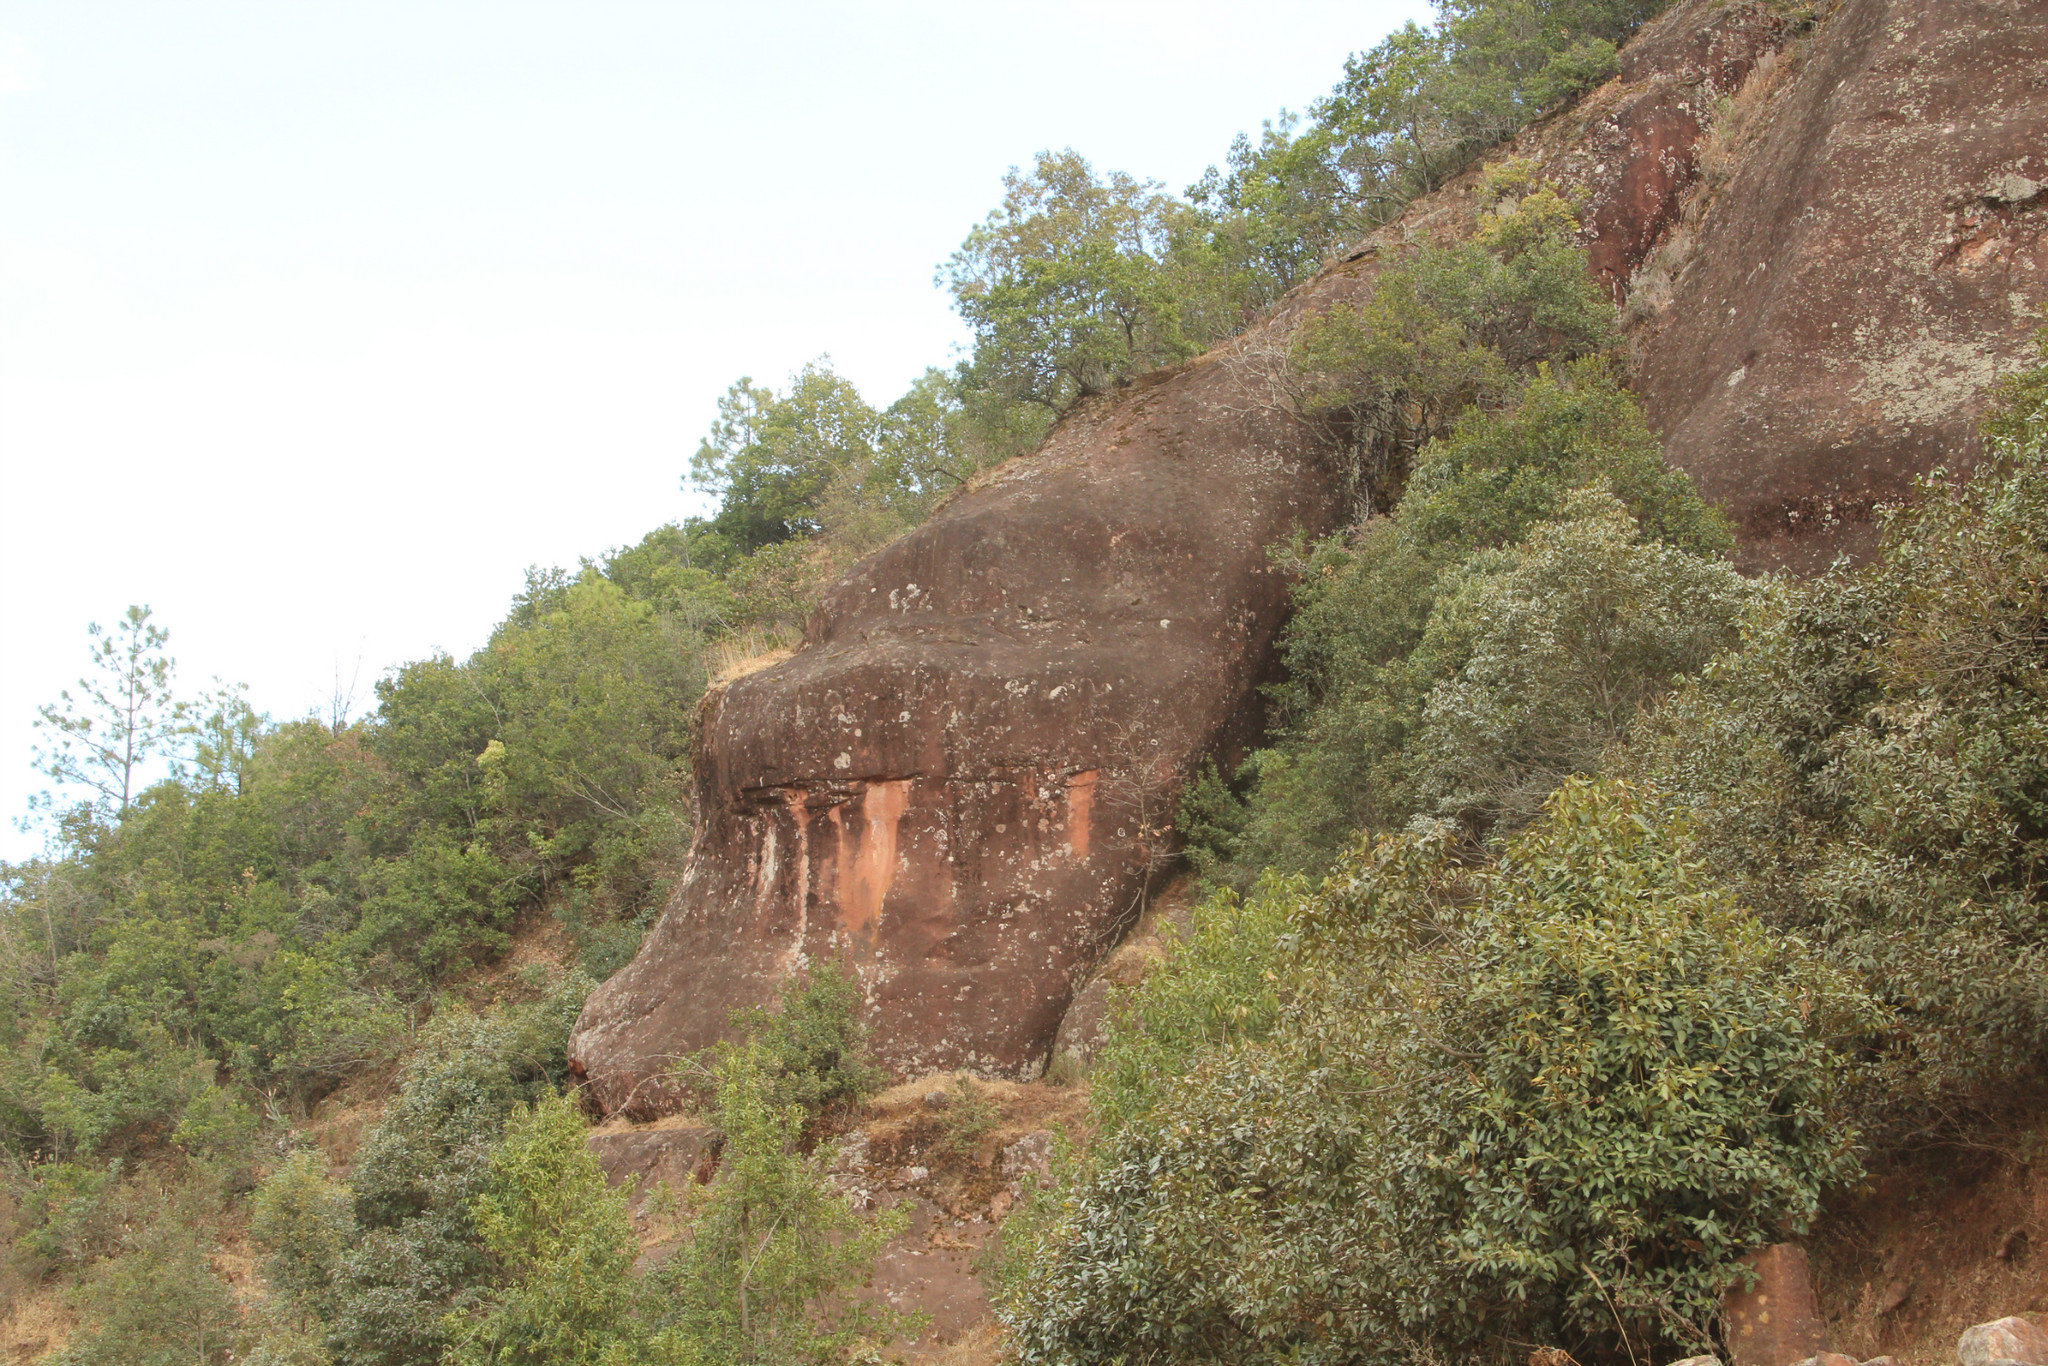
[1722, 1243, 1827, 1366]
[586, 1121, 714, 1211]
[999, 1129, 1055, 1189]
[569, 347, 1345, 1113]
[1959, 1316, 2048, 1366]
[1632, 0, 2048, 573]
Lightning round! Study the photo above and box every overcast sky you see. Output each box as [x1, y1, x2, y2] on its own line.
[0, 0, 1429, 855]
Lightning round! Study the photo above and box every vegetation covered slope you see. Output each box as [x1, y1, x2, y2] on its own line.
[6, 0, 2044, 1362]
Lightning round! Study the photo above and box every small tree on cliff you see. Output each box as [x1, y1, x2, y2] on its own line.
[644, 1041, 915, 1363]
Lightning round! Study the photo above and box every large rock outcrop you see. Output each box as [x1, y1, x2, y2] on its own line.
[571, 0, 2046, 1113]
[1631, 0, 2048, 573]
[571, 367, 1345, 1113]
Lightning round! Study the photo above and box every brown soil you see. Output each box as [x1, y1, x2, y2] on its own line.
[854, 1073, 1088, 1224]
[1811, 1092, 2048, 1364]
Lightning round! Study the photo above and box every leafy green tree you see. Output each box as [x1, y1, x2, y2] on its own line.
[312, 981, 589, 1366]
[180, 680, 264, 795]
[1205, 355, 1732, 880]
[946, 149, 1219, 416]
[1212, 0, 1667, 264]
[690, 363, 880, 555]
[444, 1094, 642, 1366]
[32, 605, 185, 815]
[250, 1149, 354, 1325]
[52, 1188, 240, 1366]
[646, 1041, 912, 1365]
[1407, 485, 1753, 828]
[719, 962, 886, 1120]
[1285, 171, 1622, 507]
[1188, 112, 1355, 311]
[1009, 781, 1865, 1366]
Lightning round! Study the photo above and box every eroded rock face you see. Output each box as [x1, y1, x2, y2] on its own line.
[1632, 0, 2048, 572]
[570, 366, 1344, 1113]
[571, 0, 2044, 1111]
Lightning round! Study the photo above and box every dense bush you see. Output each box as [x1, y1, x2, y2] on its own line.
[644, 1041, 914, 1365]
[1007, 780, 1865, 1366]
[1197, 355, 1736, 879]
[1631, 333, 2048, 1130]
[246, 976, 591, 1366]
[1284, 169, 1623, 505]
[442, 1094, 640, 1366]
[719, 962, 888, 1121]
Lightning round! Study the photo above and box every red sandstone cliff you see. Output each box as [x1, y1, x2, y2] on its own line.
[571, 0, 2048, 1114]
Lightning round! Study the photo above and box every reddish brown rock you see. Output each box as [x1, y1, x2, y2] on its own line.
[1959, 1315, 2048, 1366]
[586, 1120, 713, 1210]
[569, 0, 2044, 1111]
[1632, 0, 2048, 573]
[1724, 1243, 1828, 1366]
[569, 356, 1345, 1113]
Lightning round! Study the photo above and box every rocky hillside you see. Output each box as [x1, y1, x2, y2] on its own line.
[571, 0, 2047, 1117]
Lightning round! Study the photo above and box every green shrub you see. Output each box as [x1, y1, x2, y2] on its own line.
[1008, 780, 1865, 1366]
[644, 1042, 916, 1364]
[1407, 486, 1753, 828]
[1632, 334, 2048, 1130]
[443, 1094, 642, 1366]
[52, 1187, 240, 1366]
[1086, 875, 1301, 1137]
[721, 961, 886, 1120]
[1286, 175, 1623, 509]
[1205, 360, 1733, 880]
[303, 977, 589, 1366]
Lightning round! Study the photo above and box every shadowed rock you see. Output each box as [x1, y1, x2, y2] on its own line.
[1633, 0, 2048, 573]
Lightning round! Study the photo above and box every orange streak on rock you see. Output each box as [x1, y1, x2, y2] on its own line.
[1066, 771, 1097, 860]
[839, 779, 910, 943]
[781, 789, 811, 972]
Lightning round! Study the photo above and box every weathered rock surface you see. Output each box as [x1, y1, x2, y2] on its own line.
[585, 1119, 712, 1212]
[570, 0, 2046, 1109]
[1959, 1315, 2048, 1366]
[1632, 0, 2048, 573]
[1724, 1243, 1828, 1366]
[570, 353, 1345, 1112]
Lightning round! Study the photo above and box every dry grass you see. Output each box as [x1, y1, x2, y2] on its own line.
[709, 626, 801, 687]
[0, 1276, 78, 1365]
[1812, 1096, 2048, 1364]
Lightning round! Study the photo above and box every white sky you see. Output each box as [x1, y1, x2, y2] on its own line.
[0, 0, 1429, 855]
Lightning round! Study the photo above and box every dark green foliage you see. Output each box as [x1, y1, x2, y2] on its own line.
[247, 975, 589, 1366]
[945, 149, 1222, 417]
[1202, 0, 1667, 271]
[443, 1094, 642, 1366]
[723, 962, 887, 1120]
[645, 1041, 916, 1366]
[1632, 334, 2048, 1130]
[51, 1189, 240, 1366]
[1286, 173, 1625, 507]
[1205, 357, 1737, 879]
[1008, 781, 1864, 1366]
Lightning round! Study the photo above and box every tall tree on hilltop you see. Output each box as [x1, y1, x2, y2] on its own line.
[32, 604, 185, 815]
